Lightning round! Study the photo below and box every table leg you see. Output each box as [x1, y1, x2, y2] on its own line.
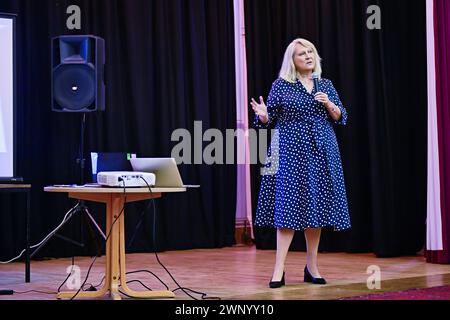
[108, 195, 123, 300]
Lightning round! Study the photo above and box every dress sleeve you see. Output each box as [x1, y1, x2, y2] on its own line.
[254, 79, 282, 129]
[326, 79, 348, 126]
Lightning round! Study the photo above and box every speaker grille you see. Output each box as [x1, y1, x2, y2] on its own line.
[53, 63, 96, 111]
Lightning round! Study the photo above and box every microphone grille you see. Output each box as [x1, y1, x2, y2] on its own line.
[311, 72, 320, 79]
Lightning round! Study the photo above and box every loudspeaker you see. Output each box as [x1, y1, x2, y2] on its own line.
[51, 35, 105, 112]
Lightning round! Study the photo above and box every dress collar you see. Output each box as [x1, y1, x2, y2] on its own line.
[296, 78, 316, 95]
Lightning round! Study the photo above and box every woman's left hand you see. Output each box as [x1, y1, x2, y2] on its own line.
[314, 92, 331, 107]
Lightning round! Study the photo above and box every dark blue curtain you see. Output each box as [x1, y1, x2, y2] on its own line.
[0, 0, 237, 260]
[245, 0, 427, 257]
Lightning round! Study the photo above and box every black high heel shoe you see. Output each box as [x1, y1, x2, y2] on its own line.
[304, 266, 327, 285]
[269, 272, 285, 288]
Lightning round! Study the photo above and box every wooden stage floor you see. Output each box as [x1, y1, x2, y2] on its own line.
[1, 245, 450, 300]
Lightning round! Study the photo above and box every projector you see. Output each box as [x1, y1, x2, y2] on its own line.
[97, 171, 156, 187]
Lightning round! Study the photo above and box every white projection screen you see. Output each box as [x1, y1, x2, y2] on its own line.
[0, 14, 16, 179]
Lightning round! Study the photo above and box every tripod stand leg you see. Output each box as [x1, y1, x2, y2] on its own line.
[84, 207, 106, 239]
[81, 210, 103, 257]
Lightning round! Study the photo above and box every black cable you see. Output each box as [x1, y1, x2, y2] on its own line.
[126, 269, 169, 290]
[126, 176, 158, 250]
[13, 289, 57, 295]
[93, 270, 168, 292]
[82, 283, 96, 291]
[117, 279, 156, 300]
[139, 177, 220, 300]
[58, 256, 75, 292]
[69, 181, 127, 300]
[124, 280, 153, 291]
[118, 290, 136, 299]
[126, 200, 153, 251]
[92, 275, 105, 289]
[172, 287, 221, 300]
[58, 257, 98, 293]
[11, 254, 86, 297]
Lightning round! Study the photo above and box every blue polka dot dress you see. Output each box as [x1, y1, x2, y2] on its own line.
[254, 77, 351, 231]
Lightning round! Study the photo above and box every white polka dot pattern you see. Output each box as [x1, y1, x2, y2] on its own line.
[254, 77, 351, 231]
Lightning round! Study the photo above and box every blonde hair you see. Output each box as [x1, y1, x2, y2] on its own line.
[279, 38, 322, 83]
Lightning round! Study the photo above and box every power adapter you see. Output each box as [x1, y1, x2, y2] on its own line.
[0, 290, 14, 295]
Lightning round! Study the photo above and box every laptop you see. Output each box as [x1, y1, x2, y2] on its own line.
[91, 152, 136, 183]
[130, 158, 198, 188]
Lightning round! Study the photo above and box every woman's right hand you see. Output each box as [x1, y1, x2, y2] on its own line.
[250, 96, 269, 124]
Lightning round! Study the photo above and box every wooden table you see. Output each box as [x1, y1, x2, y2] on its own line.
[44, 186, 186, 300]
[0, 184, 31, 283]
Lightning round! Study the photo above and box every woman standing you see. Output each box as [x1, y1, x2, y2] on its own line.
[251, 38, 351, 288]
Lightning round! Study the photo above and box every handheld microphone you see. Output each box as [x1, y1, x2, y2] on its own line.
[312, 72, 320, 93]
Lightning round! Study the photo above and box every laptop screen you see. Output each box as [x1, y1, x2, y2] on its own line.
[130, 158, 184, 187]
